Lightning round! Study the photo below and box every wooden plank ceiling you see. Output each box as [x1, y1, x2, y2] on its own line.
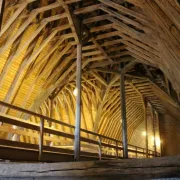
[0, 0, 180, 144]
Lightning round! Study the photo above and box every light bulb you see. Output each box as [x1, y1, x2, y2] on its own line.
[142, 131, 146, 136]
[73, 88, 78, 96]
[152, 136, 161, 147]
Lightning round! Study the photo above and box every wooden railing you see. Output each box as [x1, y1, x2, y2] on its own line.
[0, 101, 160, 161]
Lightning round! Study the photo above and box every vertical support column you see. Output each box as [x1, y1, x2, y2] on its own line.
[150, 106, 157, 157]
[0, 0, 5, 127]
[143, 149, 145, 158]
[50, 99, 53, 118]
[144, 99, 148, 158]
[156, 112, 161, 156]
[49, 99, 53, 126]
[39, 118, 44, 161]
[0, 0, 5, 30]
[49, 99, 54, 146]
[120, 73, 128, 159]
[153, 111, 157, 157]
[74, 40, 82, 161]
[98, 136, 102, 160]
[115, 141, 118, 160]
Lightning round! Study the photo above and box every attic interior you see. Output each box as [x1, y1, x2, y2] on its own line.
[0, 0, 180, 178]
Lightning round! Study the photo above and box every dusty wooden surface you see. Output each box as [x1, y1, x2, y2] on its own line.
[0, 156, 180, 179]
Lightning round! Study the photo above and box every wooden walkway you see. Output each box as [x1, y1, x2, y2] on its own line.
[0, 101, 159, 162]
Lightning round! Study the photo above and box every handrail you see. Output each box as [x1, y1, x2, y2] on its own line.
[0, 101, 74, 128]
[0, 100, 160, 160]
[0, 101, 120, 143]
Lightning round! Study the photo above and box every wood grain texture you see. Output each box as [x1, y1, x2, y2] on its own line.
[1, 156, 180, 179]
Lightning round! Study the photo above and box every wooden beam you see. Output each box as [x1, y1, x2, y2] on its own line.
[0, 2, 63, 55]
[144, 99, 148, 158]
[121, 61, 137, 74]
[120, 61, 136, 159]
[93, 75, 119, 133]
[67, 10, 114, 63]
[2, 154, 178, 179]
[0, 0, 5, 30]
[74, 31, 83, 161]
[150, 105, 157, 157]
[120, 72, 128, 159]
[83, 14, 110, 24]
[98, 0, 148, 23]
[89, 71, 107, 86]
[90, 67, 121, 75]
[91, 37, 113, 63]
[38, 118, 44, 161]
[90, 57, 135, 68]
[0, 0, 36, 36]
[57, 0, 79, 43]
[74, 4, 102, 15]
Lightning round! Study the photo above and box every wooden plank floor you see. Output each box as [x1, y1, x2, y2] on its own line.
[0, 139, 156, 162]
[0, 139, 120, 162]
[0, 156, 180, 179]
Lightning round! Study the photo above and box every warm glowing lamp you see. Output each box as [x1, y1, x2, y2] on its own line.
[73, 88, 78, 96]
[142, 131, 147, 136]
[152, 136, 161, 147]
[155, 137, 161, 147]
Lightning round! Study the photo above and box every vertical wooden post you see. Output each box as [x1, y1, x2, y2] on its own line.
[150, 106, 157, 157]
[0, 0, 5, 30]
[143, 149, 144, 158]
[156, 112, 161, 156]
[39, 118, 44, 161]
[49, 99, 54, 146]
[98, 136, 102, 160]
[0, 0, 5, 126]
[50, 99, 53, 119]
[144, 99, 148, 158]
[115, 141, 118, 160]
[74, 38, 82, 161]
[153, 111, 157, 157]
[136, 147, 138, 158]
[120, 73, 128, 158]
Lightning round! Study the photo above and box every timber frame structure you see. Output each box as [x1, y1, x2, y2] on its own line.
[0, 0, 180, 161]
